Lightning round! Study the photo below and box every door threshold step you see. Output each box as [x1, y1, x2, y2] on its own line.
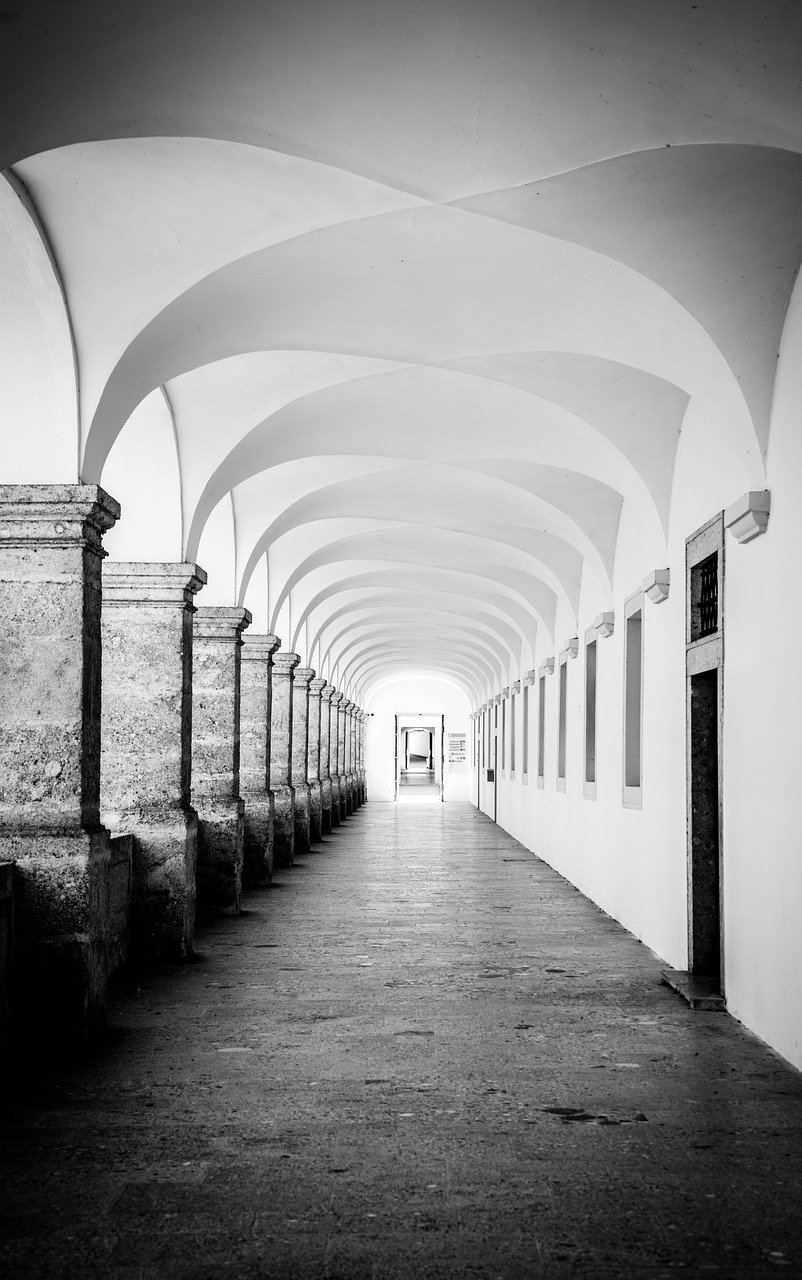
[661, 969, 727, 1011]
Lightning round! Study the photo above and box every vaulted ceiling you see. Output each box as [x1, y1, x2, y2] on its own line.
[2, 0, 801, 702]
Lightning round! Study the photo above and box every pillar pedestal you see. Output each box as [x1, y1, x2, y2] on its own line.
[193, 607, 250, 913]
[270, 652, 299, 868]
[307, 677, 326, 844]
[0, 485, 121, 1038]
[319, 685, 334, 834]
[292, 667, 315, 855]
[101, 562, 206, 961]
[240, 634, 280, 886]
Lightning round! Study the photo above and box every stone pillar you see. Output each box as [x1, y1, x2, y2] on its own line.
[329, 691, 344, 824]
[101, 562, 205, 962]
[343, 700, 355, 815]
[354, 709, 364, 805]
[337, 695, 349, 821]
[192, 607, 250, 914]
[0, 485, 120, 1037]
[353, 711, 363, 808]
[319, 685, 334, 835]
[360, 711, 368, 803]
[239, 633, 280, 887]
[270, 651, 298, 868]
[307, 677, 326, 844]
[291, 666, 314, 855]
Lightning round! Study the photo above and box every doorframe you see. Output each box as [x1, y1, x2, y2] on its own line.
[685, 513, 725, 994]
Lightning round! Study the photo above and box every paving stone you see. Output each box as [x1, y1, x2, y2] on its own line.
[1, 802, 801, 1278]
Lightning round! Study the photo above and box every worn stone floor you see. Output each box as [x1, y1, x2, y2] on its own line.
[2, 802, 802, 1280]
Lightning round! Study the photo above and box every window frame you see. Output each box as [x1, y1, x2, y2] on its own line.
[623, 590, 644, 808]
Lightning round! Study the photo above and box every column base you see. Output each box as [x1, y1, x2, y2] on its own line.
[196, 797, 244, 914]
[242, 791, 274, 887]
[109, 808, 198, 963]
[330, 777, 342, 827]
[294, 782, 311, 855]
[5, 827, 125, 1041]
[339, 774, 349, 820]
[271, 784, 295, 868]
[308, 780, 323, 844]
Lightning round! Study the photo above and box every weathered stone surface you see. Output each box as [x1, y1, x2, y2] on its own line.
[101, 562, 205, 961]
[0, 485, 121, 1039]
[319, 685, 334, 835]
[341, 699, 353, 817]
[291, 667, 315, 855]
[240, 633, 280, 887]
[307, 677, 326, 844]
[0, 862, 13, 1062]
[192, 607, 250, 914]
[329, 691, 344, 825]
[270, 651, 299, 868]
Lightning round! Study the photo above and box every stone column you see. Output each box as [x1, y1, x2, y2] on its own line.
[319, 685, 334, 835]
[0, 485, 120, 1037]
[356, 709, 366, 804]
[291, 666, 314, 855]
[329, 691, 344, 825]
[101, 562, 205, 962]
[192, 607, 250, 914]
[361, 711, 369, 803]
[307, 677, 326, 844]
[343, 700, 355, 815]
[270, 651, 298, 868]
[353, 711, 363, 808]
[337, 695, 349, 821]
[240, 633, 280, 887]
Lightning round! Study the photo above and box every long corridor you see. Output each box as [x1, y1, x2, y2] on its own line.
[2, 804, 801, 1279]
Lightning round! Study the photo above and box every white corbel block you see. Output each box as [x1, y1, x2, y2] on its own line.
[502, 686, 510, 699]
[594, 611, 615, 637]
[643, 569, 670, 604]
[512, 680, 521, 694]
[560, 637, 579, 660]
[524, 669, 537, 685]
[539, 658, 555, 676]
[725, 490, 770, 544]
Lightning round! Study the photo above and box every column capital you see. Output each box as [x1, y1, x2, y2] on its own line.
[241, 632, 281, 661]
[103, 561, 207, 606]
[293, 666, 316, 688]
[330, 690, 345, 706]
[194, 606, 251, 639]
[309, 676, 328, 694]
[343, 699, 354, 712]
[321, 684, 336, 703]
[0, 483, 120, 549]
[273, 651, 300, 674]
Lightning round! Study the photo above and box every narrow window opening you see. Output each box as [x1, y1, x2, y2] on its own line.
[584, 637, 597, 798]
[522, 685, 529, 776]
[510, 693, 516, 774]
[557, 659, 567, 789]
[537, 676, 546, 785]
[624, 595, 643, 804]
[502, 699, 506, 772]
[691, 552, 719, 642]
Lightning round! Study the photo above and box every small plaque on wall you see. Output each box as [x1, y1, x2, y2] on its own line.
[448, 732, 467, 763]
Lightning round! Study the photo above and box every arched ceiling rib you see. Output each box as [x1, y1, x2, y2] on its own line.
[4, 0, 801, 701]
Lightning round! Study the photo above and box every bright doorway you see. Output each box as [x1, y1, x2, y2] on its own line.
[395, 714, 444, 803]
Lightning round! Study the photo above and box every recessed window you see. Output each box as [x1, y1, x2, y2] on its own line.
[502, 698, 507, 772]
[510, 693, 516, 774]
[522, 685, 529, 776]
[691, 552, 719, 641]
[584, 633, 597, 799]
[623, 592, 643, 806]
[482, 711, 486, 767]
[557, 658, 567, 791]
[537, 675, 546, 786]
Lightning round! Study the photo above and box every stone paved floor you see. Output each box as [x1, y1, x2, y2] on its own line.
[2, 802, 802, 1279]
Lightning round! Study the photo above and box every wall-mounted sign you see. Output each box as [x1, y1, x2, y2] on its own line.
[447, 732, 467, 763]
